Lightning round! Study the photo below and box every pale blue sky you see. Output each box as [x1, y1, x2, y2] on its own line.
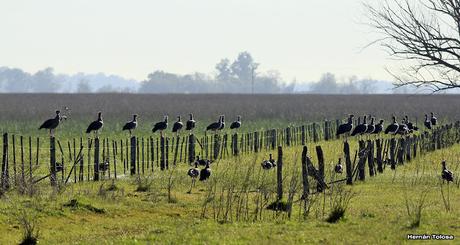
[0, 0, 393, 82]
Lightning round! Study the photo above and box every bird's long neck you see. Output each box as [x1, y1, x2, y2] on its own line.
[442, 162, 446, 170]
[190, 114, 194, 120]
[133, 115, 137, 122]
[98, 114, 102, 121]
[348, 117, 353, 124]
[363, 116, 367, 124]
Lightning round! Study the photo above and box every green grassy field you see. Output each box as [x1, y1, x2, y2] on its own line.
[0, 94, 459, 244]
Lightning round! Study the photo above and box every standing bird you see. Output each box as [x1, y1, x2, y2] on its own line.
[385, 116, 399, 135]
[405, 115, 418, 132]
[351, 115, 368, 137]
[424, 114, 432, 130]
[261, 154, 276, 170]
[86, 111, 104, 136]
[218, 115, 225, 131]
[336, 114, 354, 140]
[199, 161, 211, 181]
[39, 110, 62, 136]
[172, 116, 184, 135]
[186, 113, 196, 132]
[366, 117, 376, 134]
[334, 158, 343, 174]
[430, 112, 437, 126]
[441, 160, 454, 182]
[230, 115, 242, 130]
[122, 114, 138, 136]
[152, 115, 168, 136]
[195, 156, 210, 166]
[397, 119, 409, 135]
[206, 116, 223, 133]
[187, 161, 200, 193]
[372, 119, 384, 135]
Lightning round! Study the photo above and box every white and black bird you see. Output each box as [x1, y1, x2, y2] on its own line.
[218, 115, 225, 131]
[39, 110, 62, 136]
[351, 115, 368, 136]
[441, 160, 454, 182]
[186, 113, 196, 132]
[172, 116, 184, 134]
[230, 115, 241, 130]
[424, 114, 432, 130]
[122, 114, 138, 136]
[336, 114, 354, 139]
[152, 115, 168, 136]
[372, 119, 384, 135]
[86, 111, 104, 136]
[385, 116, 399, 135]
[199, 161, 211, 181]
[334, 158, 343, 174]
[187, 161, 200, 193]
[195, 156, 211, 166]
[397, 119, 409, 135]
[366, 117, 376, 134]
[206, 116, 223, 132]
[261, 154, 276, 170]
[430, 112, 437, 126]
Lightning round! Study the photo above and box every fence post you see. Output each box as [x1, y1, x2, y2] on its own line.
[277, 146, 283, 200]
[188, 134, 195, 164]
[376, 139, 383, 173]
[50, 136, 57, 186]
[94, 137, 100, 181]
[344, 141, 352, 185]
[316, 146, 325, 192]
[358, 140, 367, 181]
[367, 140, 375, 177]
[390, 138, 396, 170]
[1, 133, 9, 189]
[301, 145, 309, 199]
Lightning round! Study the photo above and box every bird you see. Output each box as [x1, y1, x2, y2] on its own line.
[86, 111, 104, 136]
[384, 116, 399, 135]
[122, 114, 138, 136]
[218, 115, 225, 131]
[206, 116, 223, 132]
[366, 117, 376, 134]
[334, 158, 343, 174]
[430, 112, 437, 126]
[230, 115, 242, 130]
[152, 115, 168, 136]
[261, 154, 276, 170]
[336, 114, 354, 139]
[199, 161, 211, 181]
[195, 156, 211, 166]
[185, 113, 196, 132]
[405, 115, 418, 132]
[372, 119, 384, 135]
[39, 110, 62, 136]
[351, 115, 368, 137]
[441, 160, 453, 182]
[187, 161, 200, 193]
[424, 114, 432, 130]
[172, 116, 184, 134]
[397, 119, 409, 135]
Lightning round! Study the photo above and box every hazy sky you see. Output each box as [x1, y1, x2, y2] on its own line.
[0, 0, 394, 82]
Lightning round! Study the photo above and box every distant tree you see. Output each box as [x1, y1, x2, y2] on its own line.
[76, 80, 92, 93]
[31, 67, 61, 92]
[0, 68, 32, 92]
[230, 51, 259, 82]
[215, 58, 232, 81]
[310, 73, 338, 94]
[367, 0, 460, 92]
[97, 85, 117, 93]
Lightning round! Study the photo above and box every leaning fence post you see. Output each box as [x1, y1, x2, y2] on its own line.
[344, 141, 352, 185]
[367, 140, 375, 177]
[50, 136, 57, 186]
[277, 145, 283, 200]
[301, 146, 309, 199]
[376, 139, 383, 173]
[316, 146, 325, 192]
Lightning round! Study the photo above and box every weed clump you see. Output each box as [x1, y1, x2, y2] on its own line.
[63, 199, 106, 214]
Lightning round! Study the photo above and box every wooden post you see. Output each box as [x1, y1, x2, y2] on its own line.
[142, 137, 145, 174]
[94, 137, 100, 181]
[316, 146, 325, 192]
[390, 138, 396, 170]
[286, 127, 291, 147]
[50, 136, 57, 186]
[213, 134, 220, 160]
[1, 133, 9, 189]
[173, 136, 179, 166]
[232, 133, 239, 156]
[136, 138, 140, 174]
[160, 136, 165, 170]
[301, 125, 306, 145]
[344, 141, 352, 185]
[301, 146, 309, 199]
[28, 136, 32, 181]
[376, 139, 383, 173]
[12, 135, 16, 186]
[130, 136, 136, 175]
[358, 140, 366, 181]
[113, 140, 117, 179]
[277, 146, 283, 200]
[20, 136, 24, 184]
[79, 138, 84, 181]
[367, 140, 375, 177]
[313, 123, 319, 143]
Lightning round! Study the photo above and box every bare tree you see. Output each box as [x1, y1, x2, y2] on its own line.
[366, 0, 460, 92]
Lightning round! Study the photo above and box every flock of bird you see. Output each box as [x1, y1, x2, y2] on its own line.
[335, 112, 438, 139]
[39, 110, 453, 185]
[38, 110, 242, 137]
